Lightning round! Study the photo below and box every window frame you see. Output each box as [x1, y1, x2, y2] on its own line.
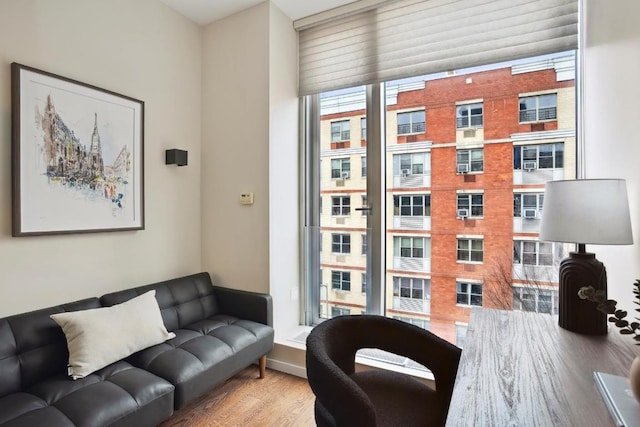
[393, 276, 430, 301]
[456, 238, 484, 263]
[456, 281, 483, 306]
[331, 233, 351, 254]
[456, 148, 484, 173]
[331, 120, 351, 142]
[397, 110, 426, 135]
[331, 270, 351, 291]
[331, 157, 351, 179]
[513, 193, 544, 218]
[518, 93, 557, 123]
[457, 193, 484, 218]
[513, 240, 554, 266]
[331, 306, 351, 317]
[395, 236, 426, 259]
[456, 102, 484, 129]
[513, 286, 558, 314]
[393, 194, 431, 217]
[513, 143, 564, 170]
[395, 152, 427, 176]
[331, 195, 351, 216]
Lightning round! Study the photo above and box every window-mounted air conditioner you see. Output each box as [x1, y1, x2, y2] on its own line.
[523, 161, 537, 171]
[457, 163, 469, 174]
[523, 209, 537, 219]
[401, 168, 411, 177]
[457, 209, 469, 218]
[341, 171, 350, 179]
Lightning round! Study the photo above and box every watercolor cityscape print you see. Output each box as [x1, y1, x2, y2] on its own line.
[36, 93, 131, 213]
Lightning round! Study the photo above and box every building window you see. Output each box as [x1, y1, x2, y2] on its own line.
[331, 306, 351, 317]
[361, 156, 367, 177]
[331, 120, 350, 141]
[361, 195, 368, 216]
[455, 324, 467, 348]
[395, 152, 427, 176]
[514, 193, 544, 218]
[394, 194, 431, 217]
[456, 103, 483, 128]
[519, 94, 557, 122]
[393, 276, 430, 301]
[514, 143, 564, 170]
[331, 196, 350, 216]
[395, 237, 425, 258]
[331, 233, 351, 254]
[456, 148, 484, 173]
[361, 273, 367, 294]
[397, 110, 425, 134]
[513, 287, 558, 314]
[361, 117, 366, 140]
[513, 240, 553, 266]
[457, 194, 483, 217]
[362, 234, 367, 255]
[331, 157, 351, 179]
[457, 238, 484, 262]
[331, 271, 351, 291]
[456, 282, 483, 306]
[393, 316, 430, 330]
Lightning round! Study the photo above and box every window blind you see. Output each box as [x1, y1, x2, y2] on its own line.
[297, 0, 579, 95]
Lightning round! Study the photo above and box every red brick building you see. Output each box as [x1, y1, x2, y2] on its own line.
[318, 53, 575, 344]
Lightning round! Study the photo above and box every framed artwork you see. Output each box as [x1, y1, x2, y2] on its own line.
[11, 63, 144, 236]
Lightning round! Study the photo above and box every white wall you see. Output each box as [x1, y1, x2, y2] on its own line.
[0, 0, 203, 316]
[268, 3, 301, 343]
[201, 3, 271, 293]
[583, 0, 640, 312]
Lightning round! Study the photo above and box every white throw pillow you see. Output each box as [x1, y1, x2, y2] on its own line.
[50, 290, 175, 379]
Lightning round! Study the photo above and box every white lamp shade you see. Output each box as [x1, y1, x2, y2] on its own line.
[539, 179, 633, 245]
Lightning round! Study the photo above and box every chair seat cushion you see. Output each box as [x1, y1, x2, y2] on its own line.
[128, 314, 274, 409]
[351, 370, 440, 427]
[0, 361, 174, 427]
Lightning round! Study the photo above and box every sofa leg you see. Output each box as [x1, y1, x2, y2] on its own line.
[259, 355, 266, 379]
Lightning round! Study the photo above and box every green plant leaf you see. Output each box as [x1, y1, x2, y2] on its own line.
[620, 329, 633, 334]
[615, 320, 629, 328]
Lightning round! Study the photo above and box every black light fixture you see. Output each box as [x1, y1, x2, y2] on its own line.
[166, 149, 188, 166]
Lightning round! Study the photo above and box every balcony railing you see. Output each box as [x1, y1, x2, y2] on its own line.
[397, 122, 425, 135]
[519, 107, 556, 122]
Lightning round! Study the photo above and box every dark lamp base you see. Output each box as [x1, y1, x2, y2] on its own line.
[558, 251, 607, 335]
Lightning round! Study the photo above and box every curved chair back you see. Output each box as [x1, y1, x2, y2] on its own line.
[306, 315, 461, 427]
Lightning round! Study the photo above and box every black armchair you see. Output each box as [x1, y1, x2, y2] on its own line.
[306, 315, 462, 427]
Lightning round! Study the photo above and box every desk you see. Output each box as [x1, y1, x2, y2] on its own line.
[446, 308, 638, 426]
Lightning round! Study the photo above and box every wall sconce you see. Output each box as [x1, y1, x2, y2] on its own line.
[166, 149, 188, 166]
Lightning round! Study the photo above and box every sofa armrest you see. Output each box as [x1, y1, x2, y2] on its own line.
[212, 286, 273, 327]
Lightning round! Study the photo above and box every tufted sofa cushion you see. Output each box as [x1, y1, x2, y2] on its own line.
[0, 361, 174, 427]
[0, 299, 175, 427]
[100, 272, 274, 409]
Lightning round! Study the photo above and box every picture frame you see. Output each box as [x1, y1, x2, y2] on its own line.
[11, 63, 144, 236]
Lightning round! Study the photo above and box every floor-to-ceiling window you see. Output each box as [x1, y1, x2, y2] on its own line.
[298, 0, 579, 349]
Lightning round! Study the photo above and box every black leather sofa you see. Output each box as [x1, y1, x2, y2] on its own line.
[0, 272, 274, 426]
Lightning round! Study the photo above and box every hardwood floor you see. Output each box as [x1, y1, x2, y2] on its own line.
[159, 366, 316, 427]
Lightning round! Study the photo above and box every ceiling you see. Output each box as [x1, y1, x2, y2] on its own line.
[158, 0, 358, 26]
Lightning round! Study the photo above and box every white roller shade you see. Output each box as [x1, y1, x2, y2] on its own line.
[298, 0, 579, 95]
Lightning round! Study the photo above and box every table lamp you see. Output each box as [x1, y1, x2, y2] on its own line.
[539, 179, 633, 335]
